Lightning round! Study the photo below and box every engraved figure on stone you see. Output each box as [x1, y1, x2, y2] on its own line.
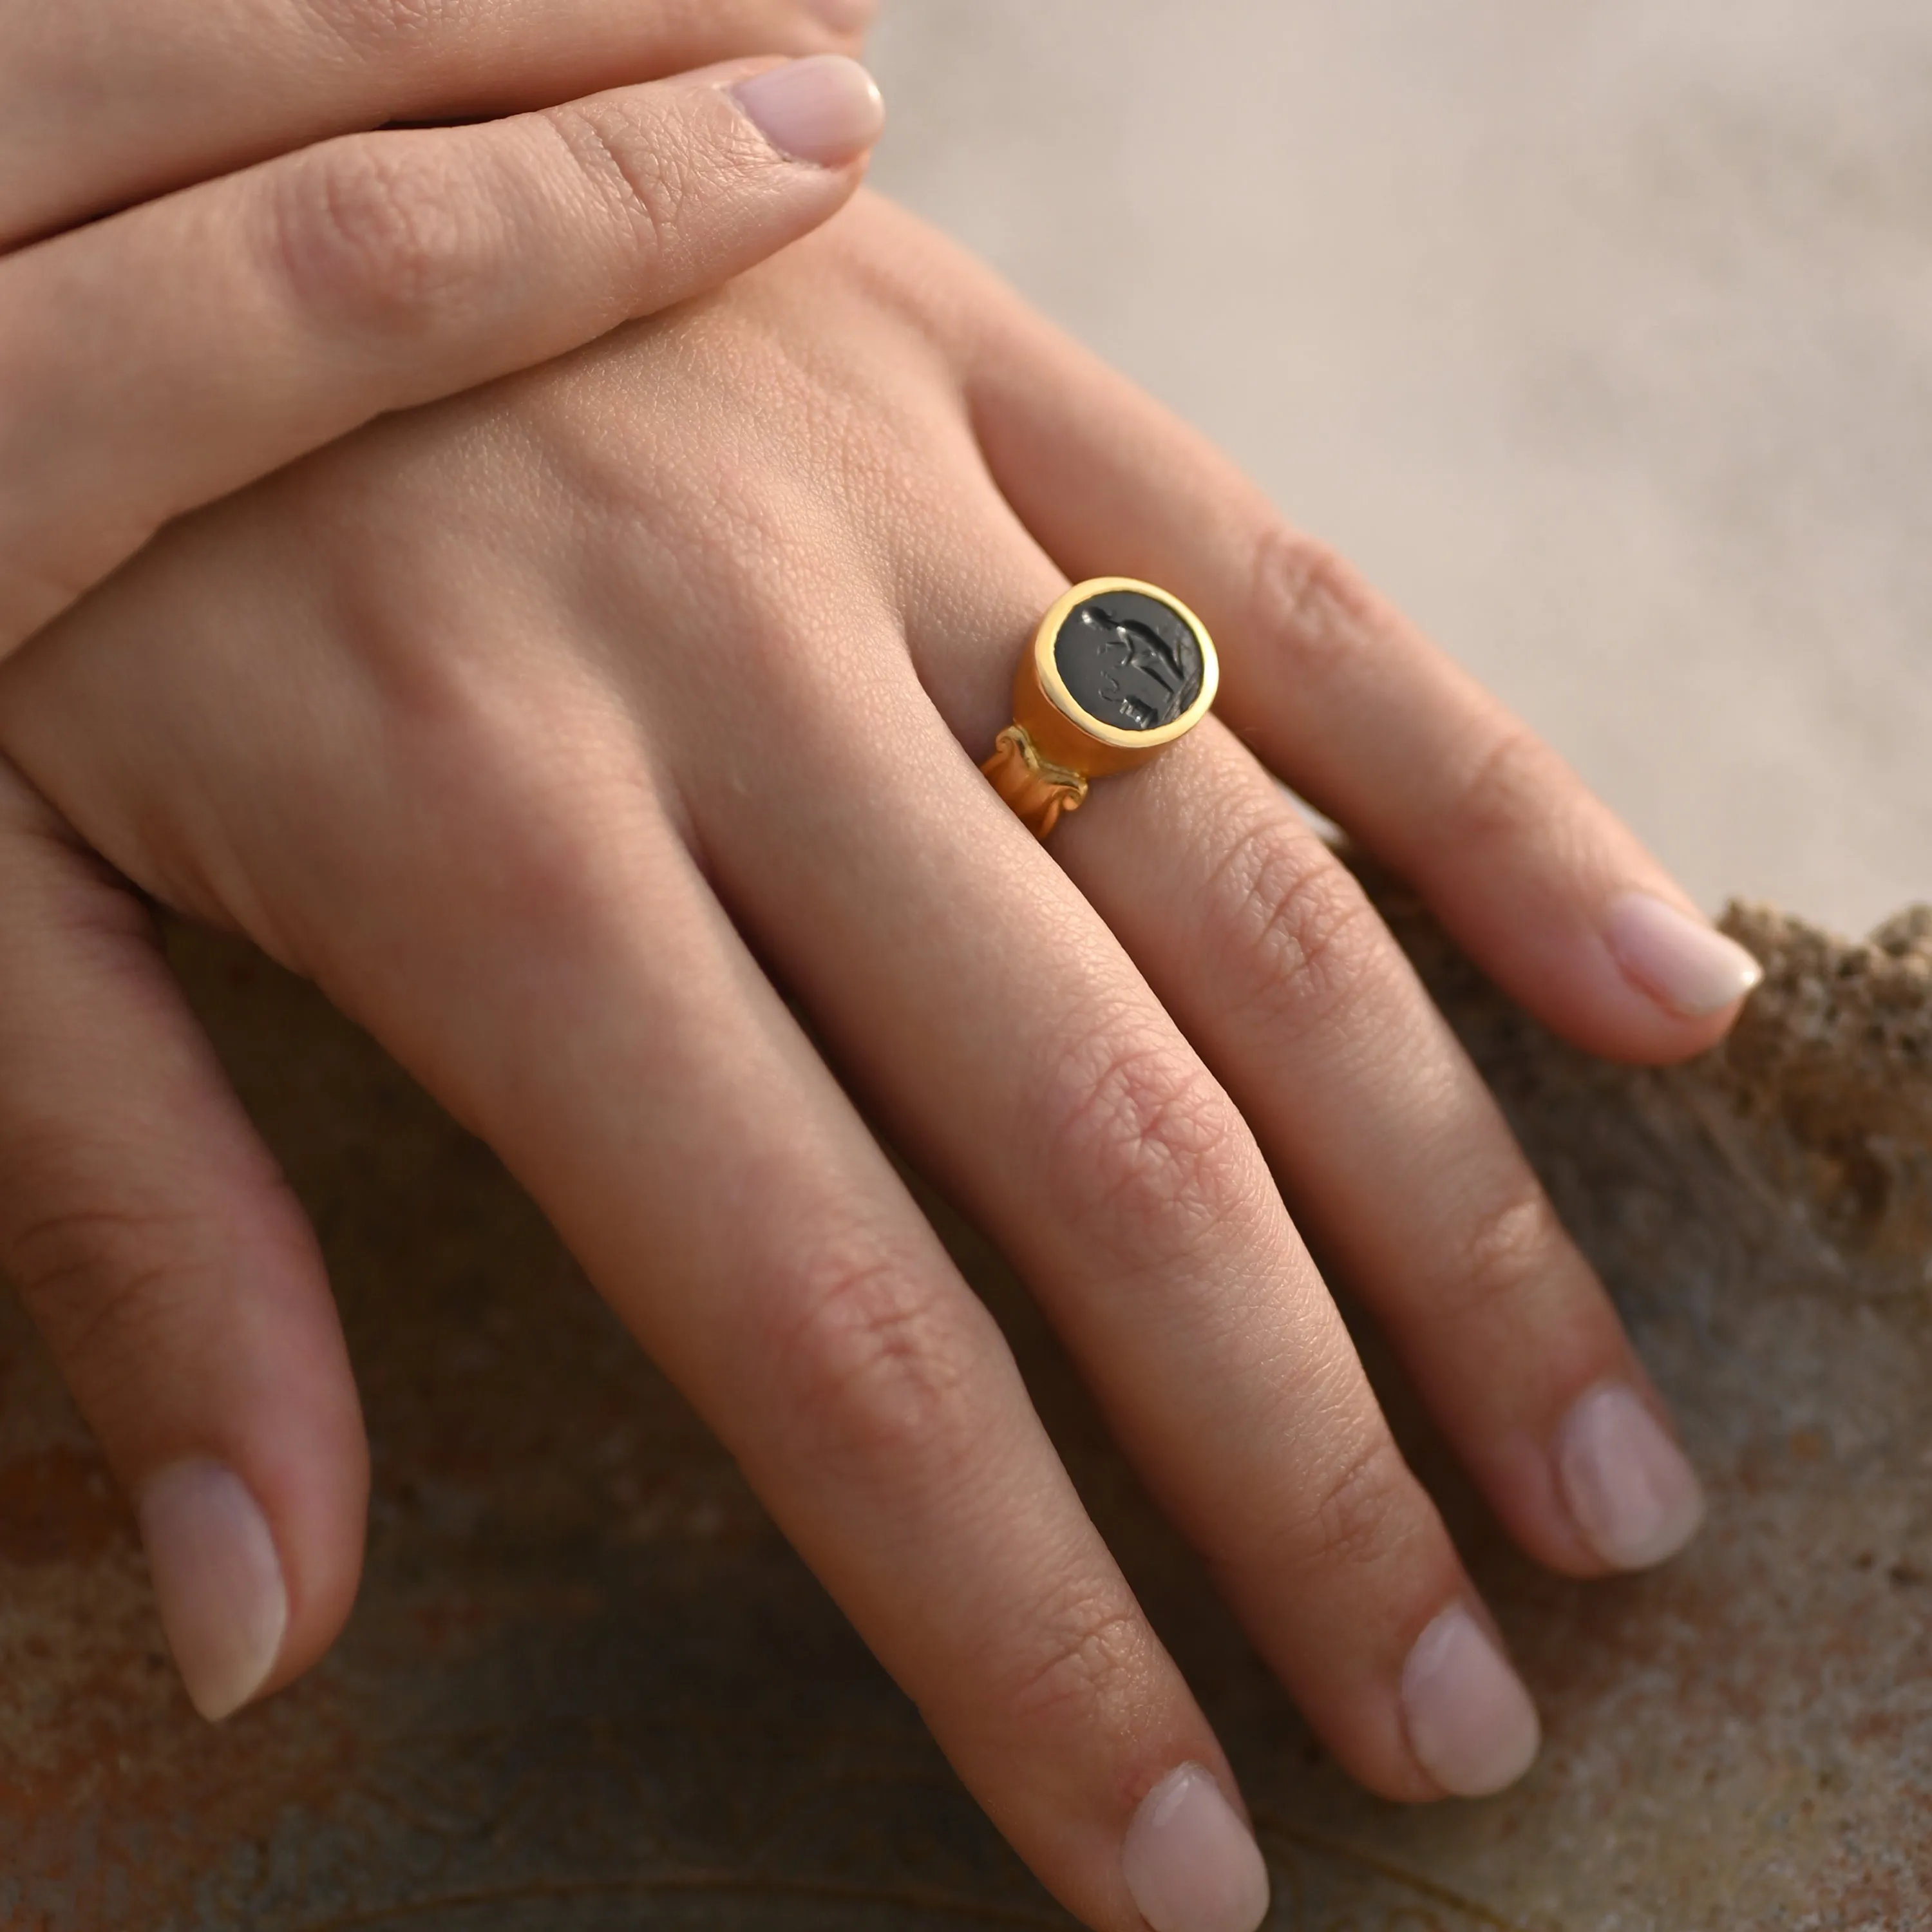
[1061, 597, 1202, 731]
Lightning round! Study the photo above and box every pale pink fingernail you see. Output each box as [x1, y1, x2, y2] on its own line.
[138, 1459, 288, 1723]
[802, 0, 880, 32]
[731, 55, 886, 167]
[1558, 1383, 1706, 1571]
[1121, 1765, 1271, 1932]
[1607, 893, 1764, 1019]
[1400, 1606, 1540, 1798]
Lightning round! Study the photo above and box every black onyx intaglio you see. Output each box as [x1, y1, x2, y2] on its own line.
[1054, 591, 1205, 734]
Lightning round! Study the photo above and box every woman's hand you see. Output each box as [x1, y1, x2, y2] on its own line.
[0, 0, 882, 657]
[0, 196, 1757, 1932]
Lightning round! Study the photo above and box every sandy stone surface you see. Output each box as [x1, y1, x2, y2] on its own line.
[867, 1, 1932, 936]
[2, 899, 1929, 1929]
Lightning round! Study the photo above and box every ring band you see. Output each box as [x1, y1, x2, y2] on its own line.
[981, 578, 1220, 838]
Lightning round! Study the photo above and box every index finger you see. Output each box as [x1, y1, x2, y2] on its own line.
[1, 0, 873, 248]
[0, 57, 883, 659]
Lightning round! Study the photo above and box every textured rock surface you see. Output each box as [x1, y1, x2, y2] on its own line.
[0, 891, 1929, 1930]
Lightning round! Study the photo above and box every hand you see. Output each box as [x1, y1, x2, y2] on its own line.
[0, 0, 882, 656]
[0, 195, 1759, 1932]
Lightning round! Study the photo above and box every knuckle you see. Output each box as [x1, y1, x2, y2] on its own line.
[1001, 1589, 1148, 1734]
[1434, 718, 1567, 857]
[541, 99, 700, 269]
[5, 1197, 198, 1370]
[1249, 524, 1385, 693]
[1202, 799, 1389, 1028]
[1286, 1432, 1419, 1582]
[766, 1236, 978, 1477]
[295, 0, 450, 59]
[270, 137, 492, 332]
[1436, 1184, 1569, 1335]
[1037, 1019, 1260, 1272]
[792, 0, 877, 43]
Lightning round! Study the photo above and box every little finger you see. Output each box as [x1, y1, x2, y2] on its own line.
[965, 310, 1763, 1065]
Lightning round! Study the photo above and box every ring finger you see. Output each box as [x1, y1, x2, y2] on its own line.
[906, 494, 1705, 1580]
[1054, 719, 1706, 1578]
[937, 298, 1710, 1577]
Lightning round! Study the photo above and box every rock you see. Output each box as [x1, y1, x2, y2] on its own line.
[1, 891, 1929, 1929]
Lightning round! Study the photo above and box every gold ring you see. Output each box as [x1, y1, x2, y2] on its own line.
[981, 578, 1220, 838]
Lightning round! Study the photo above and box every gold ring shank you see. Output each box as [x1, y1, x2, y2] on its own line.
[981, 726, 1089, 839]
[980, 578, 1219, 842]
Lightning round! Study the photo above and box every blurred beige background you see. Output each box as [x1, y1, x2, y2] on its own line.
[868, 0, 1932, 938]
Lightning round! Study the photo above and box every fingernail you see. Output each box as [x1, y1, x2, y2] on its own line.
[138, 1459, 288, 1723]
[1558, 1383, 1706, 1571]
[1607, 893, 1764, 1019]
[1400, 1606, 1540, 1799]
[1121, 1765, 1271, 1932]
[731, 55, 886, 167]
[802, 0, 880, 32]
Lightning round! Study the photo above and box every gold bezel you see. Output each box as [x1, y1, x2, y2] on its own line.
[1032, 577, 1220, 752]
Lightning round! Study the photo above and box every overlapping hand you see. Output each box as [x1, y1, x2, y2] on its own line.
[0, 10, 1762, 1931]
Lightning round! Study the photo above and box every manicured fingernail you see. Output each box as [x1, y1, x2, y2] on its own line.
[1121, 1765, 1271, 1932]
[1607, 893, 1764, 1019]
[1558, 1383, 1706, 1571]
[1401, 1606, 1540, 1798]
[138, 1459, 288, 1723]
[802, 0, 880, 32]
[731, 55, 886, 167]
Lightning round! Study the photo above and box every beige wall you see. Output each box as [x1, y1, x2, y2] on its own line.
[869, 1, 1932, 935]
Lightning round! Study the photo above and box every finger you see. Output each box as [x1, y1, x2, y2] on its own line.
[292, 768, 1270, 1932]
[1, 0, 873, 248]
[961, 308, 1765, 1067]
[1053, 717, 1705, 1579]
[1, 601, 1271, 1930]
[0, 759, 366, 1722]
[679, 614, 1542, 1806]
[0, 55, 884, 658]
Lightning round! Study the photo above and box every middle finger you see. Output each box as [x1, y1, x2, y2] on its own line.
[679, 605, 1542, 1804]
[913, 513, 1705, 1581]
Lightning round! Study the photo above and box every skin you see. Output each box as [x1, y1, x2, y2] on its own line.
[2, 0, 874, 245]
[0, 193, 1745, 1930]
[0, 0, 876, 652]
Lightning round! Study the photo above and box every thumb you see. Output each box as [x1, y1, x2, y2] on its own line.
[0, 761, 366, 1721]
